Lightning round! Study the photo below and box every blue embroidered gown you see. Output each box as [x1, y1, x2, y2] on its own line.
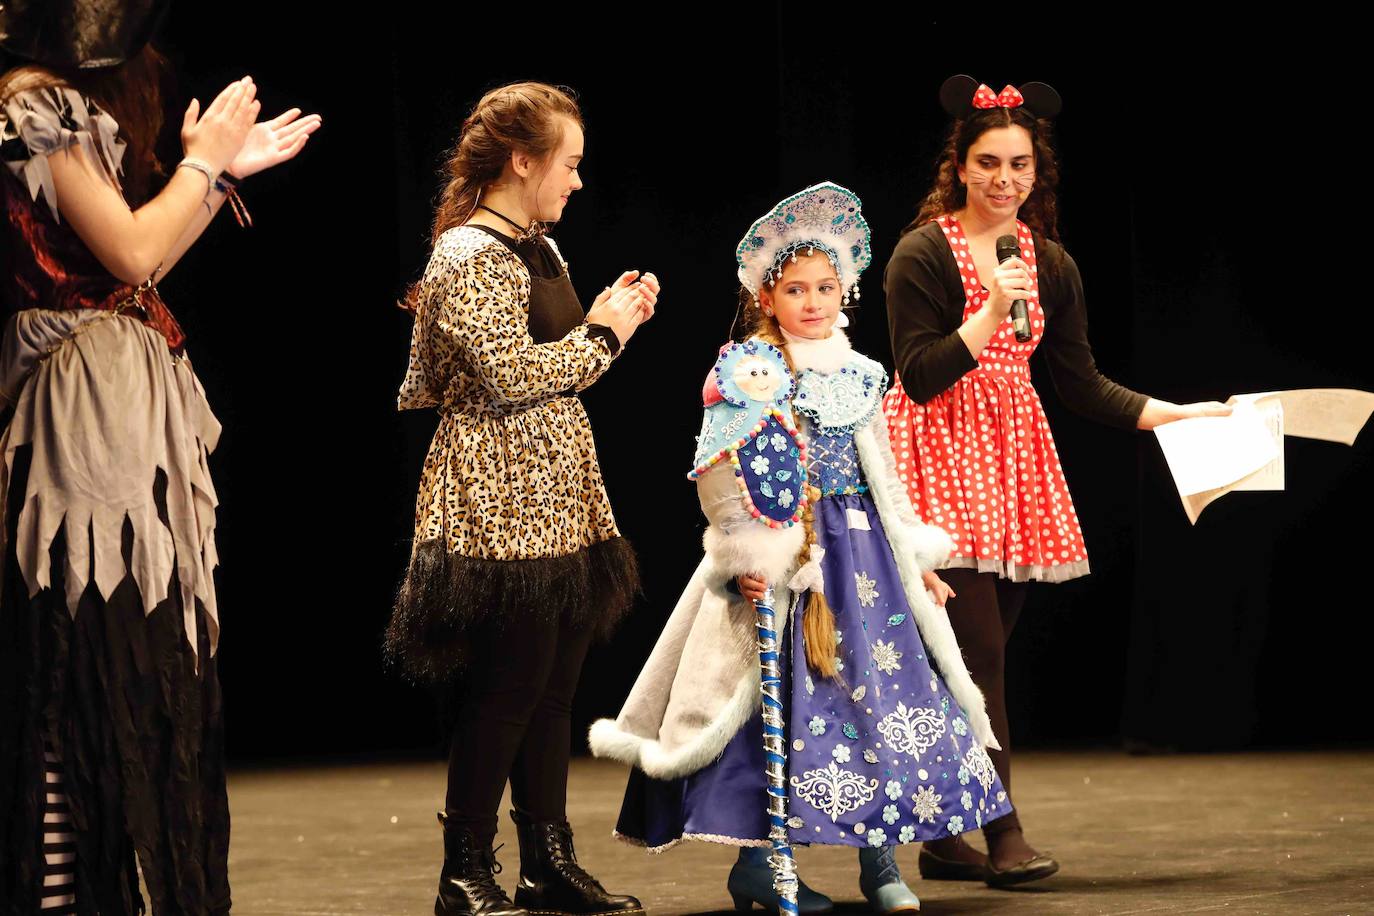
[616, 359, 1012, 850]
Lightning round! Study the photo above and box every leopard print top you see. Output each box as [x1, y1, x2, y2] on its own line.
[399, 226, 622, 561]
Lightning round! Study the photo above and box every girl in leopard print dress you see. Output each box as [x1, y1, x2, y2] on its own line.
[386, 81, 655, 916]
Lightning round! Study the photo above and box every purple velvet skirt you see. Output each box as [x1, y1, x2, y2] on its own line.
[616, 493, 1011, 850]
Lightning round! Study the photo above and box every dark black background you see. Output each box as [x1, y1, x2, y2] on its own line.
[144, 8, 1371, 760]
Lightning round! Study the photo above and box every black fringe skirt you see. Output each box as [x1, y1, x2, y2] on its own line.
[384, 536, 640, 684]
[0, 446, 230, 916]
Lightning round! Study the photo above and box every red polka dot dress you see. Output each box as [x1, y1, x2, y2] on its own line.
[882, 215, 1090, 582]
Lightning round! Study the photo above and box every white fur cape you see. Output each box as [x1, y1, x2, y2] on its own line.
[589, 331, 998, 781]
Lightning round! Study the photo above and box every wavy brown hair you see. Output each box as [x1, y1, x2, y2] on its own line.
[428, 81, 582, 244]
[0, 44, 170, 206]
[739, 266, 842, 680]
[400, 81, 582, 311]
[906, 106, 1060, 242]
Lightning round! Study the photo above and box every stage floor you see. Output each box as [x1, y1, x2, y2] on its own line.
[227, 750, 1373, 915]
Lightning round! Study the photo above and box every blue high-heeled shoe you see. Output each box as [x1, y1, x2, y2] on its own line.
[727, 846, 834, 914]
[857, 845, 920, 914]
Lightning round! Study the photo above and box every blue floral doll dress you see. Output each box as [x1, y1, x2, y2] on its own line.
[612, 331, 1012, 851]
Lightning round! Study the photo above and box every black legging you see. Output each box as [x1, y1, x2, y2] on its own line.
[939, 567, 1028, 837]
[444, 610, 595, 847]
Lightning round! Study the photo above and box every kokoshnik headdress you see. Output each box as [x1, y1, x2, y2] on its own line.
[736, 181, 872, 308]
[0, 0, 167, 69]
[939, 74, 1063, 120]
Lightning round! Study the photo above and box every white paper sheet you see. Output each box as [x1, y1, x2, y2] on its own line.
[1152, 388, 1373, 524]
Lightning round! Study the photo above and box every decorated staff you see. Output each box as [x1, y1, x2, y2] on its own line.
[689, 338, 810, 910]
[755, 585, 800, 912]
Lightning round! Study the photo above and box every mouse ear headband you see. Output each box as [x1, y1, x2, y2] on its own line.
[939, 74, 1062, 120]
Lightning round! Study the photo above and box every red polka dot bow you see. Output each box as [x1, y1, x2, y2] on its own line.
[972, 84, 1025, 110]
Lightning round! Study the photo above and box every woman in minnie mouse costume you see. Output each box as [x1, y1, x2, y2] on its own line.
[882, 75, 1230, 886]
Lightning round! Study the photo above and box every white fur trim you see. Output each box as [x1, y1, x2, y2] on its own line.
[590, 667, 761, 779]
[703, 523, 804, 585]
[858, 410, 954, 568]
[894, 518, 955, 573]
[587, 718, 645, 766]
[780, 327, 853, 374]
[855, 418, 999, 751]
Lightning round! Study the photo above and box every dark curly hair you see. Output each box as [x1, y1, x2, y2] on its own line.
[905, 105, 1060, 241]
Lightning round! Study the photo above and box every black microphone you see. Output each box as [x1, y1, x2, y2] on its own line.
[996, 235, 1032, 342]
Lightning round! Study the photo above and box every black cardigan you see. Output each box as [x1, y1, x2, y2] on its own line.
[885, 220, 1148, 429]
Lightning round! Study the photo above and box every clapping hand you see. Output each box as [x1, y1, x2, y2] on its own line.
[227, 107, 322, 179]
[586, 270, 659, 346]
[180, 76, 260, 175]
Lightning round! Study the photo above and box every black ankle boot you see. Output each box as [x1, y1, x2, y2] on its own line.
[510, 808, 643, 916]
[436, 812, 528, 916]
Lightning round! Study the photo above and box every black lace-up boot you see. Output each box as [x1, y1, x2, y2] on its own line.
[436, 812, 528, 916]
[510, 808, 643, 916]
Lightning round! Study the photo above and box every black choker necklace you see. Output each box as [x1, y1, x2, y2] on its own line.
[478, 205, 545, 243]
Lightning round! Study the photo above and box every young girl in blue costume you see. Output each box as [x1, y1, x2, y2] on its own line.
[591, 183, 1011, 913]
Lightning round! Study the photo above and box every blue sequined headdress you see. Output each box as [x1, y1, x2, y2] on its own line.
[736, 181, 872, 307]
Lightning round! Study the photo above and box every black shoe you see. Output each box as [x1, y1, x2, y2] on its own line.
[436, 812, 528, 916]
[917, 840, 987, 882]
[510, 807, 643, 916]
[982, 853, 1060, 888]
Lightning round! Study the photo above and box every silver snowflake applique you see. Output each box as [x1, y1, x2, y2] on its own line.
[962, 744, 998, 793]
[876, 702, 946, 761]
[854, 571, 880, 608]
[871, 639, 902, 675]
[790, 762, 879, 823]
[911, 785, 942, 824]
